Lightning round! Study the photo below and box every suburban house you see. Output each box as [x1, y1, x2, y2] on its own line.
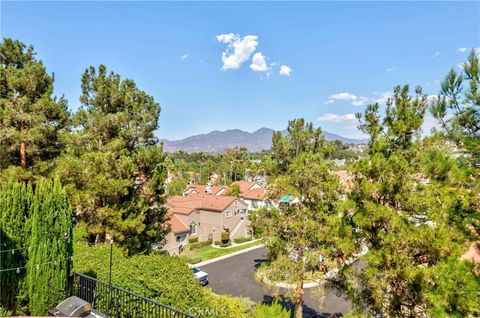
[232, 181, 269, 210]
[161, 193, 249, 255]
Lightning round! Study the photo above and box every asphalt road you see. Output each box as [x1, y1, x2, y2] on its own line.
[200, 247, 351, 318]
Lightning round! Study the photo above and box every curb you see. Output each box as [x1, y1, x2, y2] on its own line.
[194, 244, 264, 267]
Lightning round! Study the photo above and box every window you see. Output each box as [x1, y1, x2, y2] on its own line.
[252, 200, 259, 209]
[190, 222, 196, 235]
[176, 234, 186, 243]
[225, 210, 232, 218]
[234, 200, 238, 206]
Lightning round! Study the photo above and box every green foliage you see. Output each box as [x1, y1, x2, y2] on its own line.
[55, 65, 167, 254]
[221, 231, 230, 244]
[428, 258, 480, 317]
[431, 50, 480, 162]
[226, 183, 241, 197]
[74, 241, 252, 318]
[344, 85, 479, 317]
[190, 238, 212, 249]
[0, 178, 31, 311]
[271, 118, 331, 174]
[27, 178, 73, 315]
[233, 236, 252, 244]
[0, 38, 69, 173]
[189, 237, 199, 243]
[255, 300, 291, 318]
[0, 306, 13, 317]
[254, 119, 348, 318]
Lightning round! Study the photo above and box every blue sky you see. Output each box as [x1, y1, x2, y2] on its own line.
[2, 1, 479, 140]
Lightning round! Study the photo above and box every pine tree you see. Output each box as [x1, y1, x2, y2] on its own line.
[0, 38, 69, 175]
[342, 85, 478, 316]
[252, 119, 351, 318]
[55, 65, 167, 254]
[27, 179, 73, 315]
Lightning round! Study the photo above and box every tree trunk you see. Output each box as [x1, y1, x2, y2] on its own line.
[20, 121, 27, 168]
[20, 141, 26, 168]
[294, 277, 304, 318]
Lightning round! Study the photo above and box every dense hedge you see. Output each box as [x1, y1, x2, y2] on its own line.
[0, 178, 73, 315]
[233, 237, 252, 244]
[190, 238, 212, 250]
[73, 235, 254, 318]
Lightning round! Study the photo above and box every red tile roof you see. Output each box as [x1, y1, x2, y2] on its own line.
[167, 193, 238, 213]
[242, 188, 265, 200]
[185, 185, 226, 196]
[169, 214, 189, 234]
[233, 181, 258, 194]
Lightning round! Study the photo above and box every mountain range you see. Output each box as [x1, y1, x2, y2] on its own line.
[160, 128, 366, 153]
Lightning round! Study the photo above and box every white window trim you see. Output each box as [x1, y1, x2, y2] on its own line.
[176, 234, 186, 243]
[190, 222, 197, 235]
[225, 210, 232, 218]
[234, 200, 238, 206]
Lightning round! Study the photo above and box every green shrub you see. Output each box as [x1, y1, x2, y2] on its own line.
[73, 240, 251, 317]
[0, 306, 13, 317]
[221, 231, 230, 244]
[217, 242, 231, 247]
[189, 237, 199, 243]
[233, 236, 252, 244]
[190, 239, 212, 250]
[255, 300, 291, 318]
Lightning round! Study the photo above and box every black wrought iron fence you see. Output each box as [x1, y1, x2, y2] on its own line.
[71, 272, 195, 318]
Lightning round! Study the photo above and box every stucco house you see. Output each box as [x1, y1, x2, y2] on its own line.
[161, 193, 249, 255]
[232, 181, 269, 211]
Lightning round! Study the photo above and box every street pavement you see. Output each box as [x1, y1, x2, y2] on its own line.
[200, 247, 351, 318]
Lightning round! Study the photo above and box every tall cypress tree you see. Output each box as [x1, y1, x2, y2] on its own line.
[27, 179, 73, 315]
[0, 179, 31, 311]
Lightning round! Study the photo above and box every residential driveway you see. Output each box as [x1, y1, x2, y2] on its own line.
[200, 247, 351, 318]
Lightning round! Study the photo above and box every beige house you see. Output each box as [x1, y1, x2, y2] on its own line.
[161, 193, 249, 255]
[233, 181, 268, 211]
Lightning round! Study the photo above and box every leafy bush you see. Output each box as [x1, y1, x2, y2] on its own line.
[0, 307, 13, 317]
[255, 300, 291, 318]
[190, 239, 212, 250]
[221, 231, 230, 244]
[189, 237, 199, 243]
[73, 240, 251, 317]
[233, 236, 252, 244]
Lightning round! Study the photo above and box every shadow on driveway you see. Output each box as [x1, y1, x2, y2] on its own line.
[201, 247, 350, 318]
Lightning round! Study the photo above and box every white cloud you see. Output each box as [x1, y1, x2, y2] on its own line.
[430, 51, 440, 58]
[457, 47, 480, 55]
[216, 33, 237, 43]
[250, 52, 268, 72]
[326, 92, 368, 106]
[279, 65, 292, 76]
[180, 53, 189, 60]
[318, 113, 357, 122]
[386, 66, 398, 72]
[374, 91, 393, 104]
[216, 33, 259, 70]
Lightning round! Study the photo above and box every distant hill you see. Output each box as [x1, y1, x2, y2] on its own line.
[161, 127, 366, 153]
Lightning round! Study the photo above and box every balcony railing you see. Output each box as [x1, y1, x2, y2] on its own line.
[71, 272, 195, 318]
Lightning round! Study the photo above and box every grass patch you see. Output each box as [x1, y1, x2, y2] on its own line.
[183, 241, 260, 262]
